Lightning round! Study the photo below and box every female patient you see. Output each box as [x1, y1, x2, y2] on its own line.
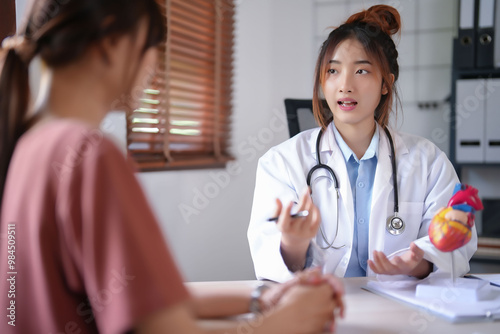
[0, 0, 343, 333]
[248, 5, 476, 282]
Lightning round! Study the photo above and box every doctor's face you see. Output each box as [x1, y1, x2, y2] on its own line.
[322, 38, 388, 131]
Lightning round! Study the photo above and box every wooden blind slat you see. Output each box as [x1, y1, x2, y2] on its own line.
[172, 0, 214, 20]
[170, 35, 214, 54]
[170, 65, 215, 79]
[170, 73, 214, 88]
[171, 5, 213, 28]
[170, 15, 215, 38]
[170, 28, 214, 47]
[171, 45, 215, 62]
[128, 121, 228, 131]
[171, 53, 214, 69]
[128, 126, 232, 141]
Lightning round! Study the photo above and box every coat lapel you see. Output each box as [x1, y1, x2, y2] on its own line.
[368, 125, 393, 261]
[322, 124, 355, 243]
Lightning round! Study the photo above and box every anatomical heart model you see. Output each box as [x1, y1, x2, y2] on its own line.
[416, 184, 486, 298]
[429, 183, 483, 252]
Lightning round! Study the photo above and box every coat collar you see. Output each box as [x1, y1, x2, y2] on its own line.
[312, 122, 410, 158]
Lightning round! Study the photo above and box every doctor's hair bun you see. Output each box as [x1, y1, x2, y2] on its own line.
[345, 5, 401, 37]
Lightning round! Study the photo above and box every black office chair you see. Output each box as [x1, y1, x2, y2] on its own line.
[284, 99, 318, 138]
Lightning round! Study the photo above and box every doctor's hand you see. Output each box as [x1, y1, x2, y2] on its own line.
[367, 242, 433, 279]
[275, 188, 321, 272]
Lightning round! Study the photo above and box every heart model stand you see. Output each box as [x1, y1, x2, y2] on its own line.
[415, 184, 488, 302]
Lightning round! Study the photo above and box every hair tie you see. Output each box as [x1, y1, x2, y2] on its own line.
[1, 35, 36, 63]
[2, 35, 26, 50]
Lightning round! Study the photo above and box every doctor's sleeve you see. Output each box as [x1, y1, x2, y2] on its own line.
[247, 149, 303, 283]
[413, 151, 477, 277]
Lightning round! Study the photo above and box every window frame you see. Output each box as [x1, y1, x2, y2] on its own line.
[126, 0, 235, 172]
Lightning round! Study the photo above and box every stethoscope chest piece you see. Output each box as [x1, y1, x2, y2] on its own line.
[386, 215, 405, 235]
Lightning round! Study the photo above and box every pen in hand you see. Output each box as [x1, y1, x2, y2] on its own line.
[267, 210, 309, 222]
[268, 206, 326, 271]
[268, 209, 326, 271]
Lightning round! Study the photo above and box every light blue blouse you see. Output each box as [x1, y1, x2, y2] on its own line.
[333, 125, 379, 277]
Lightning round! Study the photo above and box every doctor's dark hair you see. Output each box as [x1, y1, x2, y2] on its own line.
[312, 5, 401, 130]
[0, 0, 166, 208]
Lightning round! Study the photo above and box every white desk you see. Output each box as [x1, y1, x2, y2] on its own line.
[190, 277, 500, 334]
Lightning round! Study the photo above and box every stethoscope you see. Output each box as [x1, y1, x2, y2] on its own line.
[306, 126, 404, 250]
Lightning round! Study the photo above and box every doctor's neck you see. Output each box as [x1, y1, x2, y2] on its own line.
[334, 120, 376, 160]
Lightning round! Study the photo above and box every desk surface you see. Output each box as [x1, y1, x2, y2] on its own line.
[190, 277, 500, 334]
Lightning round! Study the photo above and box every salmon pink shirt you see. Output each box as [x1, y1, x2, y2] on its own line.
[0, 120, 189, 334]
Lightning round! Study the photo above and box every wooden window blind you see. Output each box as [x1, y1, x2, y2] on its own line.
[127, 0, 234, 171]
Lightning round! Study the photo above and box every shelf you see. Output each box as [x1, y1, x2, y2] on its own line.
[453, 67, 500, 78]
[473, 237, 500, 261]
[453, 163, 500, 169]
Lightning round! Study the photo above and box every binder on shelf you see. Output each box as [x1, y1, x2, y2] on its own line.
[454, 0, 477, 69]
[476, 0, 495, 68]
[495, 0, 500, 66]
[485, 79, 500, 162]
[455, 79, 485, 163]
[455, 78, 500, 163]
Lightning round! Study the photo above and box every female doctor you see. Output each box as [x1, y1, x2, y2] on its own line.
[247, 5, 477, 283]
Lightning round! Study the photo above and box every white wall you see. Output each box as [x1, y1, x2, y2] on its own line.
[15, 0, 29, 29]
[16, 0, 500, 281]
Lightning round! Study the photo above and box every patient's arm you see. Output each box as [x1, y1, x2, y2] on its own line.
[187, 283, 256, 318]
[136, 281, 341, 334]
[187, 268, 345, 319]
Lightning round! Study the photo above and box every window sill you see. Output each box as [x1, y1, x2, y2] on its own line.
[131, 156, 234, 172]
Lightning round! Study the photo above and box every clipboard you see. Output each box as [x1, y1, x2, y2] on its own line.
[465, 273, 500, 288]
[363, 276, 500, 323]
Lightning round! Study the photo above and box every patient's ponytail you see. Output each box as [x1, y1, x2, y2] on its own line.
[0, 39, 34, 208]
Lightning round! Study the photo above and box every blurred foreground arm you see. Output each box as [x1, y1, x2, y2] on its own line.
[137, 269, 344, 334]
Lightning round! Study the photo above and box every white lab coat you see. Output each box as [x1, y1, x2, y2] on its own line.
[247, 123, 477, 283]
